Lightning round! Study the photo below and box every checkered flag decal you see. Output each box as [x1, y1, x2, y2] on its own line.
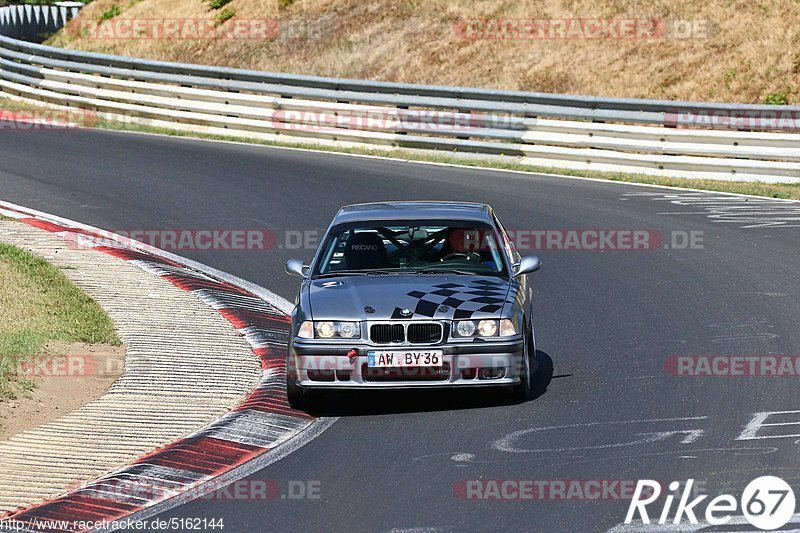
[391, 279, 512, 320]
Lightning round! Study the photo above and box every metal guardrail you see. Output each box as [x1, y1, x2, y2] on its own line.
[0, 4, 798, 182]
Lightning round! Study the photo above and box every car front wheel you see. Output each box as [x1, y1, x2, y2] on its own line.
[510, 322, 535, 402]
[286, 357, 309, 410]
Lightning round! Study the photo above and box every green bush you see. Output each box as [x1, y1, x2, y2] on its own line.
[205, 0, 232, 9]
[764, 92, 790, 105]
[99, 4, 121, 21]
[215, 7, 235, 24]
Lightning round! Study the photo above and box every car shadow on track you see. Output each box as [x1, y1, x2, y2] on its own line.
[304, 350, 554, 417]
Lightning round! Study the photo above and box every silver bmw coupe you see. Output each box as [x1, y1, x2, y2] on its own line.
[285, 201, 542, 408]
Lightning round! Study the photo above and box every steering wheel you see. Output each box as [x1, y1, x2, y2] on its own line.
[440, 252, 481, 263]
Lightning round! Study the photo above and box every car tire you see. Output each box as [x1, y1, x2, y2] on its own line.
[510, 322, 535, 402]
[286, 357, 309, 410]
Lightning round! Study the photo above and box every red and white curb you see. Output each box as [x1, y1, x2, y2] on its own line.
[0, 201, 335, 532]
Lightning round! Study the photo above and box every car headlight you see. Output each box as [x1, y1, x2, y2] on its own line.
[499, 318, 516, 336]
[477, 319, 497, 337]
[316, 321, 336, 338]
[297, 321, 314, 338]
[453, 319, 517, 338]
[296, 321, 360, 339]
[337, 322, 360, 338]
[455, 320, 476, 337]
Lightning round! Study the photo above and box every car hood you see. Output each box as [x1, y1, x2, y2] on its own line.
[307, 274, 514, 321]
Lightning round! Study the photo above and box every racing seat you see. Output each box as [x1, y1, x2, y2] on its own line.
[344, 232, 389, 270]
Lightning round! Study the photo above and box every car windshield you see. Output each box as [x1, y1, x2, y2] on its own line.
[313, 219, 508, 277]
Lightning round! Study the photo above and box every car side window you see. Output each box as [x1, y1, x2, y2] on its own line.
[494, 216, 518, 263]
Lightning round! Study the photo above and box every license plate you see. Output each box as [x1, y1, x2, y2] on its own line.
[367, 350, 444, 368]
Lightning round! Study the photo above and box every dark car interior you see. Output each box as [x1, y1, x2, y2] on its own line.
[318, 223, 506, 275]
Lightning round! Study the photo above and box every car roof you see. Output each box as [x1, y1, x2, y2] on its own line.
[332, 201, 495, 224]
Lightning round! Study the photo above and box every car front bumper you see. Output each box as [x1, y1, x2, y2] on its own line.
[290, 337, 525, 389]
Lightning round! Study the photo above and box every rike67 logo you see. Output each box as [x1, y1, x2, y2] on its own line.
[626, 476, 796, 530]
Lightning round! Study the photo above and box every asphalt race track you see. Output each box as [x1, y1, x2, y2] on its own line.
[2, 128, 799, 532]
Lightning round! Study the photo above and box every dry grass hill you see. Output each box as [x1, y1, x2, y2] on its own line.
[49, 0, 800, 104]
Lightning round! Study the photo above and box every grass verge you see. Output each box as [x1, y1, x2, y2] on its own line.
[0, 240, 120, 401]
[1, 97, 799, 201]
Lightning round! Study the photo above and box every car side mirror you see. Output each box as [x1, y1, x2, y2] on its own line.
[514, 255, 542, 276]
[286, 259, 310, 278]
